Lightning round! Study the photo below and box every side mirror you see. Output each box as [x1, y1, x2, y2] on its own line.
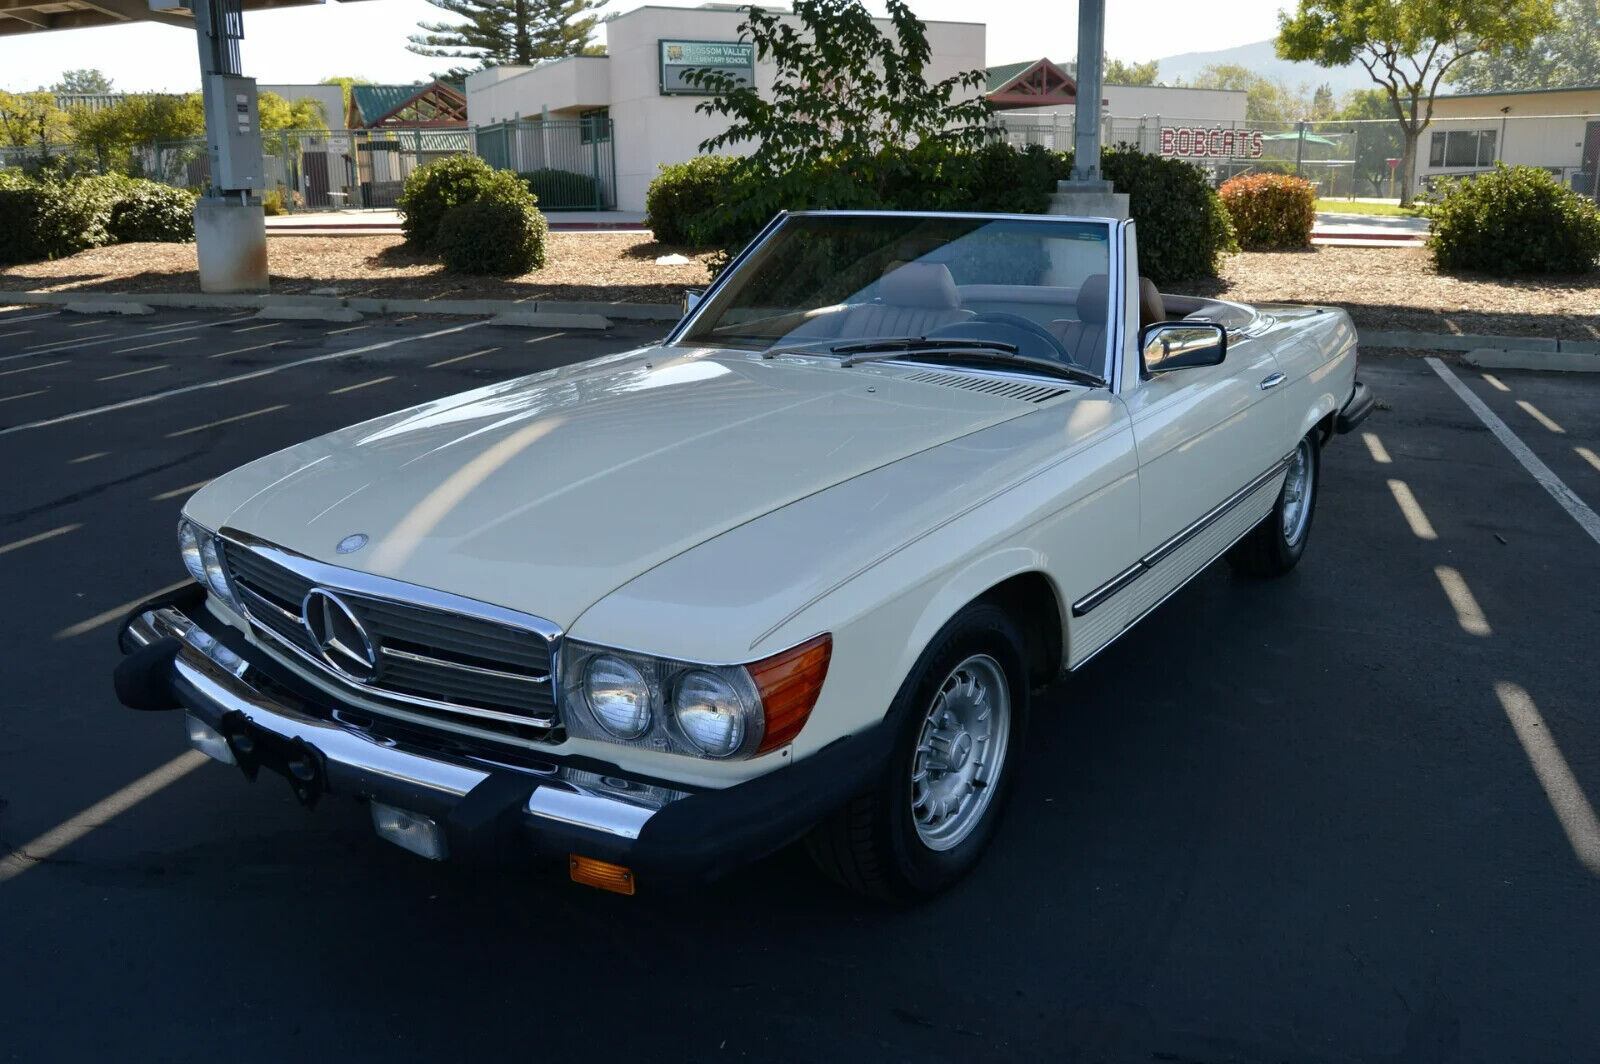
[1140, 321, 1227, 374]
[682, 288, 706, 316]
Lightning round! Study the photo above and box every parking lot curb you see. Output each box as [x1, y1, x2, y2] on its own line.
[0, 289, 683, 324]
[1462, 348, 1600, 372]
[254, 303, 364, 323]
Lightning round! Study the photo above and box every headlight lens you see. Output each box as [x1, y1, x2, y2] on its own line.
[583, 654, 651, 738]
[198, 534, 235, 602]
[672, 670, 746, 758]
[177, 520, 207, 584]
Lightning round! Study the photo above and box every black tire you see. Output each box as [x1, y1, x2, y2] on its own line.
[805, 602, 1030, 901]
[1227, 432, 1320, 578]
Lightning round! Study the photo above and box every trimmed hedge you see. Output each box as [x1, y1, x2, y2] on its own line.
[1422, 164, 1600, 275]
[646, 154, 742, 245]
[108, 182, 197, 243]
[398, 155, 535, 253]
[643, 144, 1235, 284]
[437, 193, 548, 275]
[519, 168, 601, 209]
[1218, 173, 1317, 250]
[0, 173, 125, 265]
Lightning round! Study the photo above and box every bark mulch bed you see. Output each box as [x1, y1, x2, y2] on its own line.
[4, 237, 1597, 340]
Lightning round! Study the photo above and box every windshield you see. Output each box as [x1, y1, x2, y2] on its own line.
[676, 214, 1116, 380]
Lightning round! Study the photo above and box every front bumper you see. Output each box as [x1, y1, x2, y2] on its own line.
[115, 585, 891, 887]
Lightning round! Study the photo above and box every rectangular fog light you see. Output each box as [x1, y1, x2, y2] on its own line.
[371, 802, 448, 861]
[184, 713, 236, 766]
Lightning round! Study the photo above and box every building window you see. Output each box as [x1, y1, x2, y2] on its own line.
[1429, 129, 1497, 168]
[580, 108, 610, 145]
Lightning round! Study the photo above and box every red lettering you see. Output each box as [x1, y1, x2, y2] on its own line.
[1160, 127, 1176, 155]
[1176, 128, 1192, 155]
[1222, 130, 1235, 156]
[1209, 129, 1224, 156]
[1250, 131, 1264, 158]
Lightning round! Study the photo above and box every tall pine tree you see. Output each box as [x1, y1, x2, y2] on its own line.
[408, 0, 604, 70]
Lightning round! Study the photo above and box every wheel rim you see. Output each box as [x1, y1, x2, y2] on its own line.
[1281, 439, 1314, 547]
[909, 654, 1012, 852]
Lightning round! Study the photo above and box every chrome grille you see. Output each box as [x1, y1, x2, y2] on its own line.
[221, 536, 560, 744]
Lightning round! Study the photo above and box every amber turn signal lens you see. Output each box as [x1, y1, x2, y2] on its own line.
[749, 633, 832, 753]
[570, 856, 636, 895]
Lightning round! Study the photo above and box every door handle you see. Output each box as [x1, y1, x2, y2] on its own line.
[1258, 372, 1287, 390]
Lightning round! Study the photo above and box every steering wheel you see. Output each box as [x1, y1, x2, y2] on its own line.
[955, 312, 1075, 362]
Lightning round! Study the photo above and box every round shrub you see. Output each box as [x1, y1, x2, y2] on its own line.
[108, 181, 197, 243]
[1423, 165, 1600, 275]
[436, 194, 548, 275]
[0, 173, 120, 265]
[519, 168, 601, 209]
[398, 155, 534, 253]
[1218, 173, 1318, 250]
[1097, 146, 1238, 284]
[645, 154, 741, 245]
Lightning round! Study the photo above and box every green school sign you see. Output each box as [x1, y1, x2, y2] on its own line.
[659, 39, 755, 96]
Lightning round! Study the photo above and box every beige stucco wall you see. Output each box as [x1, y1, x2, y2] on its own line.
[1414, 90, 1600, 194]
[466, 4, 986, 212]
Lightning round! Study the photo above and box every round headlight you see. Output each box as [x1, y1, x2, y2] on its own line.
[177, 521, 207, 584]
[198, 535, 235, 603]
[673, 670, 747, 758]
[583, 655, 651, 739]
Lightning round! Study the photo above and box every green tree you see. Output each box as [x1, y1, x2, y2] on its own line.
[1189, 63, 1308, 124]
[1105, 57, 1159, 85]
[408, 0, 605, 69]
[68, 93, 204, 173]
[0, 91, 71, 150]
[687, 0, 990, 243]
[50, 69, 114, 95]
[1339, 87, 1406, 194]
[320, 76, 374, 121]
[257, 92, 329, 131]
[1277, 0, 1557, 205]
[1449, 0, 1600, 91]
[1310, 83, 1337, 120]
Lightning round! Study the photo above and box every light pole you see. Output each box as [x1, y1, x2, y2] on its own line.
[1050, 0, 1129, 218]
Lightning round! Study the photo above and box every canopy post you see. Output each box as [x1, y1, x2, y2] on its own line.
[1049, 0, 1128, 220]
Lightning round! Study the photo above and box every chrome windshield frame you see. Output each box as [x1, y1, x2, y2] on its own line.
[663, 210, 1122, 385]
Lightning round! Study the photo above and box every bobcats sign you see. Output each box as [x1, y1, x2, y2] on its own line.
[1161, 127, 1264, 159]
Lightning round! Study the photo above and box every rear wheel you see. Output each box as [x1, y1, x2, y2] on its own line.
[805, 603, 1028, 901]
[1227, 432, 1319, 578]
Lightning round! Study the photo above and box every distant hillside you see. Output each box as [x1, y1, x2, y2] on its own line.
[1155, 39, 1374, 97]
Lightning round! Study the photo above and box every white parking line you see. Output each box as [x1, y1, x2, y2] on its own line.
[0, 329, 32, 340]
[207, 340, 287, 359]
[97, 364, 171, 382]
[55, 578, 191, 639]
[69, 451, 108, 464]
[19, 317, 233, 357]
[0, 389, 48, 405]
[0, 310, 61, 324]
[1481, 373, 1510, 392]
[0, 320, 490, 438]
[1434, 565, 1492, 636]
[230, 322, 279, 333]
[19, 330, 114, 352]
[166, 403, 288, 437]
[1515, 400, 1565, 434]
[326, 324, 370, 336]
[152, 479, 210, 501]
[1361, 432, 1391, 464]
[0, 359, 68, 378]
[1386, 479, 1437, 540]
[1427, 358, 1600, 548]
[329, 375, 394, 394]
[429, 346, 500, 368]
[1577, 447, 1600, 474]
[1495, 682, 1600, 877]
[0, 751, 210, 885]
[115, 336, 197, 355]
[0, 522, 81, 557]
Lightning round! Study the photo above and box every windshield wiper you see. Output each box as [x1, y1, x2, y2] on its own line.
[831, 336, 1020, 357]
[838, 345, 1106, 388]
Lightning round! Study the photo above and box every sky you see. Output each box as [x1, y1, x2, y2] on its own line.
[0, 0, 1293, 93]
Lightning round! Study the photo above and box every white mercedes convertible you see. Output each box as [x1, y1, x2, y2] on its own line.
[116, 211, 1373, 899]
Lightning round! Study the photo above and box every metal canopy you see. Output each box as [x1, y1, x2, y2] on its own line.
[0, 0, 362, 37]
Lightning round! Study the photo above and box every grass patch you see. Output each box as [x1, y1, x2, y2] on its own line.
[1316, 199, 1422, 217]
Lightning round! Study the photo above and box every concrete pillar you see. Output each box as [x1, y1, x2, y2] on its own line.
[1054, 0, 1128, 220]
[195, 197, 268, 293]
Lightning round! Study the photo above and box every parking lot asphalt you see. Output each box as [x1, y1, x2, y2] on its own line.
[1, 307, 1598, 1063]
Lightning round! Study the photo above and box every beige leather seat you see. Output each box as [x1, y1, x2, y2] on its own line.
[836, 261, 974, 338]
[1048, 275, 1169, 365]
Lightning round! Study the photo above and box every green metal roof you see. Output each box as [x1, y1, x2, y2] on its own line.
[1434, 83, 1600, 101]
[986, 59, 1062, 92]
[349, 81, 466, 124]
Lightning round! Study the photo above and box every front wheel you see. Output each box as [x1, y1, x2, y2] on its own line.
[805, 603, 1028, 901]
[1227, 432, 1320, 578]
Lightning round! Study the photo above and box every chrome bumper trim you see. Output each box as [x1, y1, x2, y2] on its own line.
[129, 606, 685, 840]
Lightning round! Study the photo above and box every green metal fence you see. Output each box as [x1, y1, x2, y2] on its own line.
[474, 116, 616, 210]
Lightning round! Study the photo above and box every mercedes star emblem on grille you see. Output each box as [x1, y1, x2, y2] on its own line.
[335, 533, 369, 554]
[301, 588, 380, 682]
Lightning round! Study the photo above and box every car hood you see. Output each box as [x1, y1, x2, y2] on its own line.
[191, 347, 1038, 628]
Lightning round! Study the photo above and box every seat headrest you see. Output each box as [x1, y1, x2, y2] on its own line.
[878, 261, 961, 309]
[1076, 274, 1110, 325]
[1139, 277, 1166, 329]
